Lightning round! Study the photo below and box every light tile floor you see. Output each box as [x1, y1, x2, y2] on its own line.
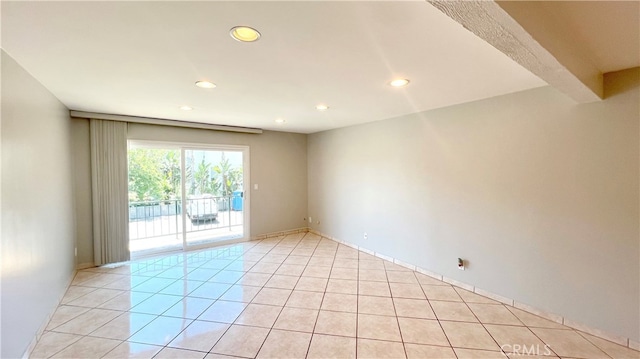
[32, 233, 639, 359]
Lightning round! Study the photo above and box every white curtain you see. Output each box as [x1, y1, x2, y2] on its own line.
[90, 119, 130, 265]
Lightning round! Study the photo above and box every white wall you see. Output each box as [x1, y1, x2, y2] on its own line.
[72, 121, 308, 266]
[1, 50, 76, 358]
[308, 68, 640, 342]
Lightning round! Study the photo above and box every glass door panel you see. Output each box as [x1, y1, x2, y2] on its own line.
[128, 146, 183, 255]
[184, 149, 245, 248]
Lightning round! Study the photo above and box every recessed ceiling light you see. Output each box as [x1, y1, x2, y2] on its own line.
[180, 105, 193, 111]
[389, 79, 410, 87]
[195, 81, 216, 89]
[230, 26, 261, 42]
[316, 104, 329, 111]
[275, 118, 285, 124]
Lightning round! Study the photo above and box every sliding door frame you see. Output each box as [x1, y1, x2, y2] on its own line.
[128, 140, 251, 256]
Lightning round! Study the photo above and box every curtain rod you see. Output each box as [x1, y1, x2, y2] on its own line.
[70, 111, 263, 134]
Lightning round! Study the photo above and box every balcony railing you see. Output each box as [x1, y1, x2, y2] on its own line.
[128, 195, 243, 241]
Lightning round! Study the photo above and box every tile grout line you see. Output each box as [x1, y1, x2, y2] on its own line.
[205, 239, 275, 356]
[455, 288, 513, 356]
[118, 240, 259, 358]
[315, 229, 638, 352]
[499, 304, 565, 358]
[416, 266, 460, 358]
[135, 244, 244, 357]
[39, 233, 635, 359]
[297, 232, 333, 359]
[386, 261, 408, 358]
[251, 232, 318, 358]
[222, 234, 291, 357]
[406, 267, 458, 356]
[241, 235, 290, 358]
[44, 266, 161, 358]
[192, 239, 266, 356]
[48, 243, 238, 358]
[254, 232, 318, 354]
[575, 331, 617, 359]
[307, 233, 341, 358]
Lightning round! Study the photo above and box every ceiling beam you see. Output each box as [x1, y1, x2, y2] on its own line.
[428, 0, 602, 103]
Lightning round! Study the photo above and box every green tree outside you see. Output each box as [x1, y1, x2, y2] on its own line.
[128, 148, 167, 202]
[213, 152, 243, 197]
[128, 149, 243, 202]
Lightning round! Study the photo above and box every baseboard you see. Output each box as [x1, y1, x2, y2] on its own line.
[308, 228, 637, 350]
[22, 268, 77, 358]
[76, 261, 95, 270]
[251, 227, 309, 241]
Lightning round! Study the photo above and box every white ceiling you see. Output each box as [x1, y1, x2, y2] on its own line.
[1, 1, 548, 133]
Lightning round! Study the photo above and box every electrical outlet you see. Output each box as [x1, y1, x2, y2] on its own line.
[75, 247, 78, 256]
[458, 258, 465, 270]
[363, 232, 368, 240]
[308, 217, 312, 223]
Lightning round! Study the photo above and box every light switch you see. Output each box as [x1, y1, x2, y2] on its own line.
[254, 184, 259, 190]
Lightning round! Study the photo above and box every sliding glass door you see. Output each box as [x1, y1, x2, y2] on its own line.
[127, 142, 249, 256]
